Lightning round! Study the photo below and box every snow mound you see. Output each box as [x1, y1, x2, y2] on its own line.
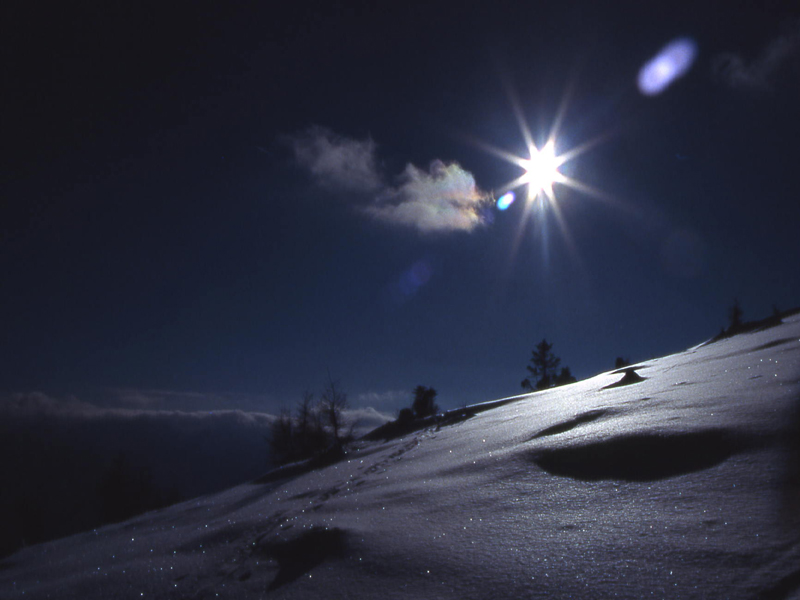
[530, 428, 756, 481]
[256, 526, 348, 591]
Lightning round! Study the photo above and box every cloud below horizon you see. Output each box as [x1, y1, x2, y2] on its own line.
[0, 391, 392, 438]
[286, 126, 491, 234]
[356, 389, 409, 410]
[0, 391, 394, 555]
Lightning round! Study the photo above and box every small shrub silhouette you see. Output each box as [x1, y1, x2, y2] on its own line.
[397, 408, 415, 424]
[412, 386, 439, 419]
[554, 366, 577, 387]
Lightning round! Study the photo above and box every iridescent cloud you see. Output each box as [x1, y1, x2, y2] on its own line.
[286, 126, 491, 234]
[367, 160, 491, 234]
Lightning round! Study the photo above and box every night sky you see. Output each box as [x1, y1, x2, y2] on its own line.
[2, 1, 799, 415]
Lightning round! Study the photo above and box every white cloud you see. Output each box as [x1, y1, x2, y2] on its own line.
[287, 125, 383, 192]
[713, 22, 800, 90]
[286, 127, 491, 234]
[367, 160, 491, 234]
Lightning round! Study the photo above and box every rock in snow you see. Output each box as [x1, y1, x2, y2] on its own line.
[3, 315, 800, 599]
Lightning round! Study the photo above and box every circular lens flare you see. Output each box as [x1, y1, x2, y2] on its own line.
[497, 191, 516, 211]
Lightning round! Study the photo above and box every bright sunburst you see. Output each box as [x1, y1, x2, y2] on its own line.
[489, 124, 595, 212]
[470, 84, 609, 263]
[475, 80, 608, 217]
[518, 139, 566, 202]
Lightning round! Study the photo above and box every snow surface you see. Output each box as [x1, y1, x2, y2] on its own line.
[2, 316, 800, 599]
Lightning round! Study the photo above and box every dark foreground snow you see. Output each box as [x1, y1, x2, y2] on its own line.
[3, 315, 800, 599]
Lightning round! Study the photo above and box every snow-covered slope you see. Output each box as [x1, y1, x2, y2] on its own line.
[3, 316, 800, 599]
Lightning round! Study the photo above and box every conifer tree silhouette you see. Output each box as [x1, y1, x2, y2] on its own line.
[522, 339, 561, 391]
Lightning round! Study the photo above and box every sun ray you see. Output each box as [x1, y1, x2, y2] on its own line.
[506, 83, 536, 159]
[555, 132, 608, 164]
[545, 183, 583, 267]
[546, 78, 575, 149]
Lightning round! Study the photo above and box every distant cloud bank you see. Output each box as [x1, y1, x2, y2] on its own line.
[0, 391, 393, 556]
[713, 21, 800, 90]
[356, 389, 409, 410]
[286, 126, 491, 234]
[0, 391, 277, 498]
[0, 391, 392, 501]
[108, 387, 278, 413]
[0, 391, 392, 456]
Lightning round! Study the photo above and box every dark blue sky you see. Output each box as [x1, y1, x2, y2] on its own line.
[2, 1, 799, 414]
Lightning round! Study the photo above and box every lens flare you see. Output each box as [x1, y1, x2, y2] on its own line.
[497, 191, 516, 210]
[638, 38, 697, 96]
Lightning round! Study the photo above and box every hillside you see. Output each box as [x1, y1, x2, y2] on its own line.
[2, 314, 800, 599]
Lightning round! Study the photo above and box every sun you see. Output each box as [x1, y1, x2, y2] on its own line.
[488, 134, 576, 212]
[519, 139, 566, 201]
[468, 84, 612, 263]
[482, 97, 605, 217]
